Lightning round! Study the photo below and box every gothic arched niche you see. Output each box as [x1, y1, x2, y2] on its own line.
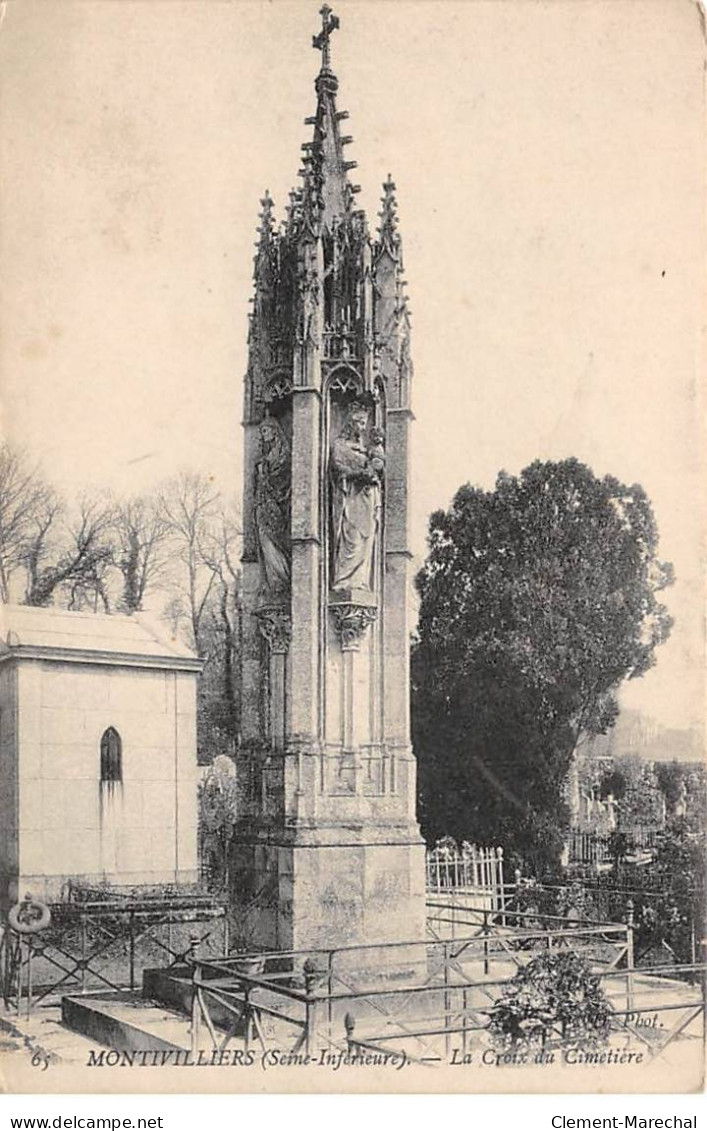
[100, 727, 122, 784]
[326, 364, 362, 399]
[322, 221, 364, 364]
[325, 374, 385, 596]
[254, 384, 292, 601]
[264, 373, 294, 405]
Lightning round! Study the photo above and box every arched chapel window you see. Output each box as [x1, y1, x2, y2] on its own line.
[100, 727, 122, 783]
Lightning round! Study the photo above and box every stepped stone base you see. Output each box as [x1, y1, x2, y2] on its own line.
[230, 827, 426, 953]
[62, 992, 189, 1053]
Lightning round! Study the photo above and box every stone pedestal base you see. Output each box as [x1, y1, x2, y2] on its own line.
[230, 826, 426, 954]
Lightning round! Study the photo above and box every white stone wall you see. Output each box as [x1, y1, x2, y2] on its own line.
[0, 658, 198, 905]
[0, 663, 19, 907]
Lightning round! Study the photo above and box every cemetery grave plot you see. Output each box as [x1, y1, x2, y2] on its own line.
[118, 906, 702, 1063]
[1, 888, 227, 1013]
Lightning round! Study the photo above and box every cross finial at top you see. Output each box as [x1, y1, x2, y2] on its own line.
[312, 4, 339, 72]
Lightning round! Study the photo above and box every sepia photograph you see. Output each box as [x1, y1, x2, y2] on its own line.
[0, 0, 704, 1098]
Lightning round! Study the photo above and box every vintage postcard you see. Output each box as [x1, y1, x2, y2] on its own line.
[0, 0, 704, 1096]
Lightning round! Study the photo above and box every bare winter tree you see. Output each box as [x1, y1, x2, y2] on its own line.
[1, 448, 244, 759]
[112, 495, 170, 613]
[160, 473, 243, 759]
[0, 442, 59, 603]
[198, 504, 242, 755]
[18, 486, 63, 602]
[25, 494, 116, 610]
[159, 471, 221, 655]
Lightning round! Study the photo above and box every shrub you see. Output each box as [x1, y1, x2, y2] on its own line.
[489, 950, 610, 1050]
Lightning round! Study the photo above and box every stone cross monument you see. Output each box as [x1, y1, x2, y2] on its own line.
[233, 5, 426, 951]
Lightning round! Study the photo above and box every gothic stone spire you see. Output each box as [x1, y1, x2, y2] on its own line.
[245, 6, 411, 420]
[302, 6, 359, 235]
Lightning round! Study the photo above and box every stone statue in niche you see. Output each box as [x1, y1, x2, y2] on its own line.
[368, 426, 386, 479]
[254, 416, 291, 597]
[330, 402, 384, 591]
[298, 257, 320, 349]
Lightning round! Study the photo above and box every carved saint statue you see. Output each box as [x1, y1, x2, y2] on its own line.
[254, 417, 291, 596]
[330, 403, 384, 591]
[299, 260, 320, 349]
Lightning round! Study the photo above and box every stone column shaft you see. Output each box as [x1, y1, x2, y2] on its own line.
[289, 388, 321, 744]
[383, 407, 412, 747]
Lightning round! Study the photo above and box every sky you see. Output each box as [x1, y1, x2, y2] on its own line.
[0, 0, 704, 734]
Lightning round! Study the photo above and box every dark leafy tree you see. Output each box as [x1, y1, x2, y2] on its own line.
[615, 759, 663, 831]
[413, 459, 673, 872]
[635, 813, 706, 963]
[599, 767, 628, 801]
[654, 760, 686, 814]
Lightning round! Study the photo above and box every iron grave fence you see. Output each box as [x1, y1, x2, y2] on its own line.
[1, 890, 227, 1017]
[163, 911, 704, 1065]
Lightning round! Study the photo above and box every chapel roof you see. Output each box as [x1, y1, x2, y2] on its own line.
[0, 604, 201, 673]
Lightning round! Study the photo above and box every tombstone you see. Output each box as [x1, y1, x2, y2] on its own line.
[0, 604, 201, 908]
[231, 6, 426, 952]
